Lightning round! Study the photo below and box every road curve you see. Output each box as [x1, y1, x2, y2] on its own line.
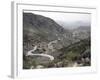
[26, 46, 54, 61]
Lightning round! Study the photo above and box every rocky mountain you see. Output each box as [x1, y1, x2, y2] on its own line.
[75, 27, 90, 37]
[23, 13, 72, 54]
[71, 26, 90, 43]
[23, 12, 91, 69]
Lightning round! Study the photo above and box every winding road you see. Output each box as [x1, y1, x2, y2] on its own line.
[26, 46, 54, 61]
[26, 46, 81, 67]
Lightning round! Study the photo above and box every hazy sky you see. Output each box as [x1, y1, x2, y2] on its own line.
[24, 10, 91, 29]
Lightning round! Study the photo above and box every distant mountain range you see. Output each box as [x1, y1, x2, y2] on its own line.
[57, 20, 91, 30]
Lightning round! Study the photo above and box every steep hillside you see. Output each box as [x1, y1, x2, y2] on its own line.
[23, 13, 72, 54]
[58, 37, 91, 66]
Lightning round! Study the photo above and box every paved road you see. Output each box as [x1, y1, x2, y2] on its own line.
[26, 46, 54, 61]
